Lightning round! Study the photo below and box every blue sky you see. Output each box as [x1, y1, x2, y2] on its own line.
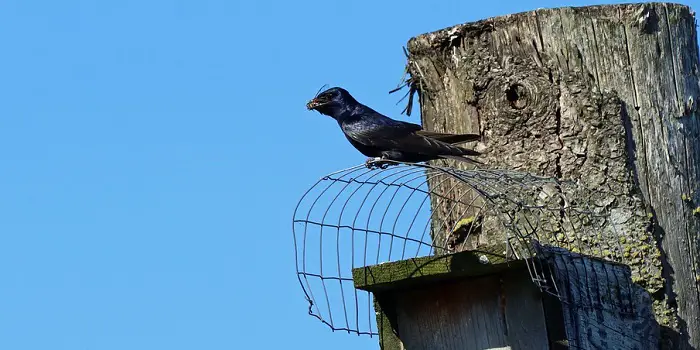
[1, 0, 697, 349]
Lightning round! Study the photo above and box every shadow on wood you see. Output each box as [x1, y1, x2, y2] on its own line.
[402, 2, 700, 348]
[354, 248, 658, 349]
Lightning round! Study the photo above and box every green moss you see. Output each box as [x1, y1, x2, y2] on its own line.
[653, 301, 678, 328]
[371, 295, 403, 350]
[693, 206, 700, 216]
[352, 245, 511, 292]
[453, 216, 476, 231]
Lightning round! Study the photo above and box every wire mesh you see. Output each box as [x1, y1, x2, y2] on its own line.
[535, 243, 659, 349]
[292, 160, 656, 342]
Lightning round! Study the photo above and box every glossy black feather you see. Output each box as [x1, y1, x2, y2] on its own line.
[307, 87, 481, 164]
[415, 131, 481, 144]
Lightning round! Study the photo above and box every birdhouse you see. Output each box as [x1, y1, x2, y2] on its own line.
[352, 245, 658, 350]
[292, 162, 661, 349]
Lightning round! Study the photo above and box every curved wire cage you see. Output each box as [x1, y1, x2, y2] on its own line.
[291, 160, 643, 337]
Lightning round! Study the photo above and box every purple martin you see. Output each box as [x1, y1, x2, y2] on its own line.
[306, 87, 481, 166]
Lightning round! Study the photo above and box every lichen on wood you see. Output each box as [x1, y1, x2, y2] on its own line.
[404, 3, 700, 348]
[352, 245, 510, 292]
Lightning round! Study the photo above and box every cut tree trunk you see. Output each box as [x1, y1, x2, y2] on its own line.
[406, 3, 700, 349]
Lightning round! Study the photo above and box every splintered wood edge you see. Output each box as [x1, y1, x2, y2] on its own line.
[406, 3, 692, 56]
[352, 244, 519, 293]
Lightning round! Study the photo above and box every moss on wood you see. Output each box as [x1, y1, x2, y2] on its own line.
[353, 244, 513, 293]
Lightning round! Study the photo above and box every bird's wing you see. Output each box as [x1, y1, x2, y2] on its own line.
[393, 120, 423, 132]
[361, 112, 479, 145]
[342, 115, 417, 145]
[342, 111, 421, 141]
[415, 131, 481, 144]
[343, 111, 478, 157]
[345, 122, 478, 157]
[390, 133, 481, 157]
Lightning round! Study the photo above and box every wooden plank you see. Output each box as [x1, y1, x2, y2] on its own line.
[540, 245, 659, 349]
[502, 268, 550, 350]
[366, 257, 551, 349]
[373, 292, 404, 350]
[395, 276, 509, 350]
[352, 247, 513, 293]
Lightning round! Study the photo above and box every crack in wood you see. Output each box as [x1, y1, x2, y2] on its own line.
[405, 3, 700, 348]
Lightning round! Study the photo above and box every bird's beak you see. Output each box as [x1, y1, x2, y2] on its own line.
[306, 97, 327, 110]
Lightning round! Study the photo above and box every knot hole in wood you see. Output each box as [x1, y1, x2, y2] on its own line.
[506, 83, 529, 110]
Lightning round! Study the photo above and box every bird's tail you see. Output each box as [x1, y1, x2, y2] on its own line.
[440, 154, 483, 165]
[420, 136, 482, 164]
[415, 131, 481, 145]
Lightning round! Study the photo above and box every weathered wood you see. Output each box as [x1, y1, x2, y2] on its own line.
[359, 247, 653, 349]
[373, 293, 403, 350]
[502, 268, 550, 350]
[406, 3, 700, 347]
[396, 276, 508, 350]
[352, 247, 511, 292]
[540, 244, 659, 349]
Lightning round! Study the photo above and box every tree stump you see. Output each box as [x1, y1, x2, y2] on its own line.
[405, 3, 700, 348]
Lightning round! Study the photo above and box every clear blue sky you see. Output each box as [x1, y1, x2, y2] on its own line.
[1, 1, 697, 349]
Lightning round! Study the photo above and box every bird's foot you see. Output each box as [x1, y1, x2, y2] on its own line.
[365, 157, 393, 170]
[365, 157, 382, 169]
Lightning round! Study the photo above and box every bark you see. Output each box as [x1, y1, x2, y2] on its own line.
[406, 3, 700, 348]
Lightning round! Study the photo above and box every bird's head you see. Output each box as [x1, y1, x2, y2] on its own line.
[306, 86, 357, 117]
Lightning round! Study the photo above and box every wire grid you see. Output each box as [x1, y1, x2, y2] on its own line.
[534, 243, 658, 349]
[291, 160, 647, 338]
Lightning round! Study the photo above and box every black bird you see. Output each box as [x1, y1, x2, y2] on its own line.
[306, 87, 481, 166]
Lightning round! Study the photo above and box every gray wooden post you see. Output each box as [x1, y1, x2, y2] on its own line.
[404, 3, 700, 348]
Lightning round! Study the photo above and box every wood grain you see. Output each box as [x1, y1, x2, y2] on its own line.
[406, 3, 700, 348]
